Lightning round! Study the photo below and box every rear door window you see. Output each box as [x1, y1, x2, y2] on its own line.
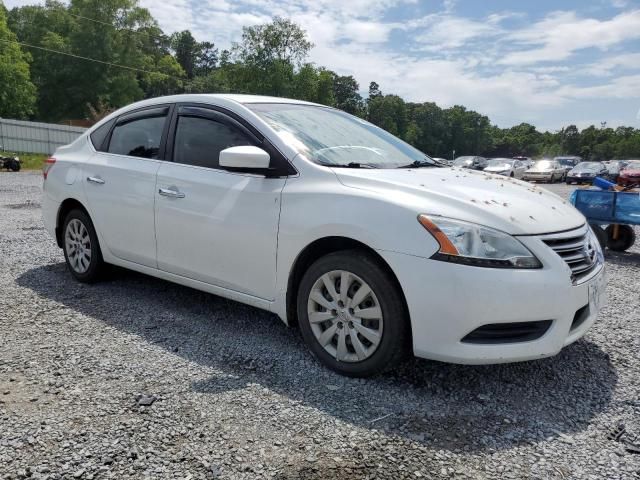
[108, 108, 168, 159]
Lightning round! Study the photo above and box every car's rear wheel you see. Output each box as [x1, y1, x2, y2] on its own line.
[62, 209, 105, 283]
[297, 250, 409, 377]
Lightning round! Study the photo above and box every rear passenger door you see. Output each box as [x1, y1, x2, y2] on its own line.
[154, 105, 288, 300]
[83, 105, 171, 267]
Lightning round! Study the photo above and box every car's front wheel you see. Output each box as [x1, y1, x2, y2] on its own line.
[297, 250, 409, 377]
[62, 209, 105, 283]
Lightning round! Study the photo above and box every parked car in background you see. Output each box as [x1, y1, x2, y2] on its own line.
[523, 159, 566, 183]
[618, 160, 640, 187]
[453, 155, 488, 170]
[555, 156, 582, 177]
[604, 160, 626, 183]
[41, 94, 606, 377]
[432, 157, 449, 165]
[513, 156, 534, 169]
[565, 162, 608, 185]
[484, 158, 527, 178]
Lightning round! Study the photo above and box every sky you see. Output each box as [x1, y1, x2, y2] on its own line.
[5, 0, 640, 131]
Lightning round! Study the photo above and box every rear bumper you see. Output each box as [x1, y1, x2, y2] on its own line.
[378, 236, 606, 364]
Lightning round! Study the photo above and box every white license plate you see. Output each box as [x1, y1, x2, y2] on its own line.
[588, 270, 607, 312]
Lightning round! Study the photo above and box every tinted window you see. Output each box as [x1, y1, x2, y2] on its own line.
[108, 115, 166, 159]
[173, 115, 253, 169]
[90, 118, 115, 151]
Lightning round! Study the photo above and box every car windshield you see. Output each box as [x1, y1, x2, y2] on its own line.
[247, 103, 435, 168]
[532, 160, 553, 170]
[453, 156, 474, 166]
[623, 160, 640, 169]
[487, 159, 513, 168]
[556, 158, 577, 166]
[573, 162, 601, 172]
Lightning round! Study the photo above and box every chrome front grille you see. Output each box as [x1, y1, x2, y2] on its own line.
[540, 227, 600, 282]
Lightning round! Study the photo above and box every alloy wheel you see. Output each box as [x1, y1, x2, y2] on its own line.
[65, 218, 92, 274]
[307, 270, 384, 362]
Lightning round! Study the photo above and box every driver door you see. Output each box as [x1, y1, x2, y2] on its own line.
[154, 105, 287, 300]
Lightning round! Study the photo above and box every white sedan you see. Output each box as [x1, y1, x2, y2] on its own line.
[484, 158, 528, 178]
[42, 94, 606, 377]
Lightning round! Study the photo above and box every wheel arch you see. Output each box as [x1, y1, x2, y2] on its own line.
[285, 236, 411, 334]
[55, 198, 90, 248]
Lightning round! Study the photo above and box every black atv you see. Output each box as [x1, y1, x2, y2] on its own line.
[0, 155, 21, 172]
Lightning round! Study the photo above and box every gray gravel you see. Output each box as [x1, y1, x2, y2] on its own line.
[1, 172, 640, 479]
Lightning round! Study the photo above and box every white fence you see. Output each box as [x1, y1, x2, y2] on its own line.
[0, 118, 86, 155]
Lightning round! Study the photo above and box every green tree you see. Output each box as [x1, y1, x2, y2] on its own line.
[170, 30, 197, 78]
[332, 74, 362, 115]
[406, 102, 448, 157]
[368, 81, 382, 100]
[367, 94, 407, 137]
[233, 16, 313, 68]
[0, 4, 36, 118]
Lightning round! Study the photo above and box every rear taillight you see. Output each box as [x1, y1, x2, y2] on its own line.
[43, 157, 56, 179]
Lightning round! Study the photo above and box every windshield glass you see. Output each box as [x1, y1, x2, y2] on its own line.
[453, 156, 474, 166]
[556, 158, 576, 166]
[533, 160, 553, 170]
[573, 162, 601, 172]
[247, 103, 435, 168]
[487, 159, 513, 168]
[623, 160, 640, 169]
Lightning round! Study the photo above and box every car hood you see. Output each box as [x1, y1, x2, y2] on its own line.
[333, 167, 584, 235]
[484, 166, 510, 172]
[621, 169, 640, 176]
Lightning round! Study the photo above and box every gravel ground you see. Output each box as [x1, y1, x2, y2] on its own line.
[1, 172, 639, 480]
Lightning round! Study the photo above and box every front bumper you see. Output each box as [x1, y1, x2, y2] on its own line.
[523, 173, 553, 181]
[378, 229, 606, 364]
[566, 175, 594, 183]
[619, 176, 640, 186]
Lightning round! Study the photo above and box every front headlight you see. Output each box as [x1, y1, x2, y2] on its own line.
[418, 215, 542, 269]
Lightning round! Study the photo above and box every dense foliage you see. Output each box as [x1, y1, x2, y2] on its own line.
[3, 0, 640, 160]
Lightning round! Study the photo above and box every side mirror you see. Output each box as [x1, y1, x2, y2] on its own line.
[219, 146, 270, 170]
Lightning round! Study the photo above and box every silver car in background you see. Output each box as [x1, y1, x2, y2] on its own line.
[523, 159, 566, 183]
[484, 158, 527, 178]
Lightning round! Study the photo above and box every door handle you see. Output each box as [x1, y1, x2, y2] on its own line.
[158, 187, 185, 198]
[87, 176, 105, 185]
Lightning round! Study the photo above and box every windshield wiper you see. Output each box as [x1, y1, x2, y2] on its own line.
[318, 162, 379, 169]
[397, 159, 439, 169]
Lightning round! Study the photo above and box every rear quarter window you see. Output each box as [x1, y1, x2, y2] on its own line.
[89, 119, 115, 151]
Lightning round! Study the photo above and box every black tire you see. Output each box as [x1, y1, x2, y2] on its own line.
[297, 250, 410, 377]
[606, 224, 636, 252]
[9, 159, 20, 172]
[62, 209, 105, 283]
[510, 172, 515, 178]
[589, 223, 607, 251]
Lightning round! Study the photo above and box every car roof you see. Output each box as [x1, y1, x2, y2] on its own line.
[86, 94, 328, 138]
[130, 94, 323, 108]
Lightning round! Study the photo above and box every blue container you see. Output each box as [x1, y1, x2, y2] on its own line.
[616, 192, 640, 224]
[571, 189, 640, 226]
[592, 176, 616, 190]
